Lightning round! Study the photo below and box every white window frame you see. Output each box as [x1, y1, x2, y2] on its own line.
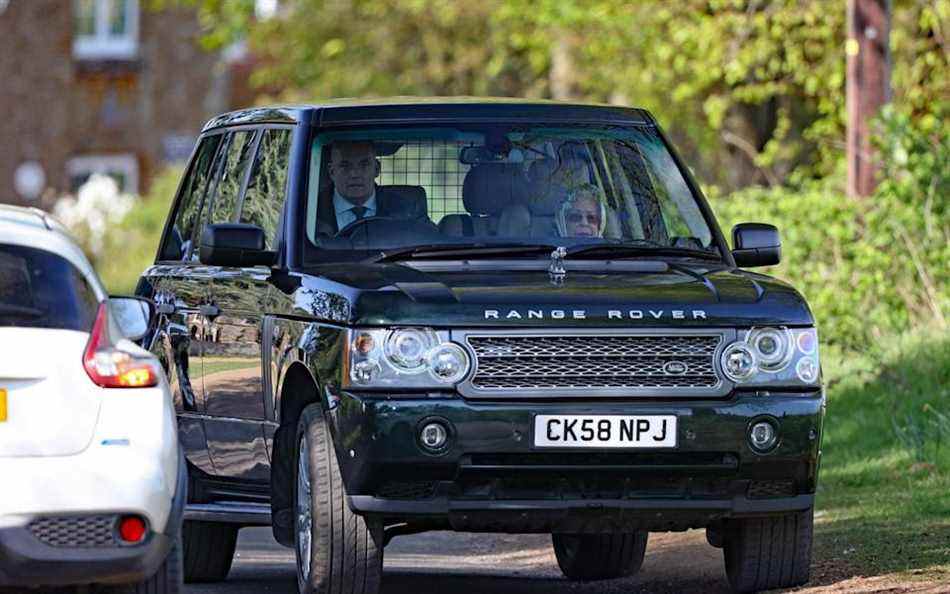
[72, 0, 139, 60]
[67, 154, 139, 195]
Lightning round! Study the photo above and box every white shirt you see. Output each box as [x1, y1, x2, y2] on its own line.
[333, 191, 377, 231]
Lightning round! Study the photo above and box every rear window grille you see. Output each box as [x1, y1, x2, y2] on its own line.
[377, 140, 474, 223]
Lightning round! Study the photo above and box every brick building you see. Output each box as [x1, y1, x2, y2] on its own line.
[0, 0, 252, 206]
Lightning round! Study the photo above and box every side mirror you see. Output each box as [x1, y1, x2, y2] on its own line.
[109, 296, 155, 341]
[732, 223, 781, 267]
[199, 223, 276, 267]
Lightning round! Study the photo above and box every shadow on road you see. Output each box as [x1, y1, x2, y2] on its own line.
[188, 528, 735, 594]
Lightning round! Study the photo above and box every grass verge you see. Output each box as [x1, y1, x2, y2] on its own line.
[813, 330, 950, 582]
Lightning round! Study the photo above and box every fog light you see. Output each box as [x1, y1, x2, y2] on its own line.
[118, 515, 148, 543]
[749, 420, 778, 452]
[419, 422, 449, 451]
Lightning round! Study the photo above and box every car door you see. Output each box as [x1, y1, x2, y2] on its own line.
[197, 127, 275, 482]
[143, 132, 224, 477]
[207, 127, 294, 474]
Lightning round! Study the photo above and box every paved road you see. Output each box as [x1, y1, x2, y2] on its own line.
[188, 527, 733, 594]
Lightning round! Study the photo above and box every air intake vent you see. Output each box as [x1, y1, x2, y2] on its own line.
[747, 480, 796, 499]
[376, 481, 437, 500]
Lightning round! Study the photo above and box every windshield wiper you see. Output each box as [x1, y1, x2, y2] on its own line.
[566, 241, 721, 261]
[0, 304, 45, 318]
[370, 243, 558, 263]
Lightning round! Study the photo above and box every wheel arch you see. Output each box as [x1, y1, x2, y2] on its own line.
[278, 361, 323, 428]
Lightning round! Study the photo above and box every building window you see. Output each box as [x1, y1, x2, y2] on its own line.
[68, 154, 139, 195]
[73, 0, 139, 60]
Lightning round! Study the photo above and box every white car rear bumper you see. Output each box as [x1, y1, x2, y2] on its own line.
[0, 384, 185, 587]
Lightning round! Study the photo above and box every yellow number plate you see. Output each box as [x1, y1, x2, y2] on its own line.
[0, 389, 6, 422]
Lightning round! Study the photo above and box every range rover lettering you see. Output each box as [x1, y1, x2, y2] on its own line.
[139, 99, 824, 594]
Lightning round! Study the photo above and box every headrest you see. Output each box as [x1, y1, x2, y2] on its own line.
[462, 164, 527, 216]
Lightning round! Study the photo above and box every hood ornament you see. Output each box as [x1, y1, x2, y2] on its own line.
[549, 246, 567, 285]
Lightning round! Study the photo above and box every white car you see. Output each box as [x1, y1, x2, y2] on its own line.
[0, 205, 185, 593]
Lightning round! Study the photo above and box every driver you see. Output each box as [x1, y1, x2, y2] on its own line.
[556, 184, 607, 238]
[322, 140, 430, 234]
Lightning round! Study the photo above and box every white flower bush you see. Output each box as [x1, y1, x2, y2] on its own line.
[52, 174, 135, 260]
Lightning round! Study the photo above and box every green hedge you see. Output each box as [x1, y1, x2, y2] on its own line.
[709, 109, 948, 352]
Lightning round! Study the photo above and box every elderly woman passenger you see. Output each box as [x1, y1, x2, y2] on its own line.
[556, 184, 607, 238]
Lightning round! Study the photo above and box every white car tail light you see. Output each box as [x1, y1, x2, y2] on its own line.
[82, 303, 160, 388]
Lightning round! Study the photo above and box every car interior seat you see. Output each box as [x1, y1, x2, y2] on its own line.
[440, 164, 530, 238]
[378, 184, 429, 220]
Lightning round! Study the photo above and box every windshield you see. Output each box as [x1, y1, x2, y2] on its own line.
[303, 125, 718, 263]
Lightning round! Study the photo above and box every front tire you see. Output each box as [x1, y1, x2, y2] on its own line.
[723, 509, 813, 593]
[552, 532, 648, 581]
[295, 404, 383, 594]
[181, 520, 238, 583]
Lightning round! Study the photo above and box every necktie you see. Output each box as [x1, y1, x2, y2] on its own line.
[351, 206, 367, 221]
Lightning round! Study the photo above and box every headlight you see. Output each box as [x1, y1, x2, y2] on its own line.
[722, 342, 757, 381]
[385, 328, 437, 373]
[346, 328, 471, 389]
[748, 327, 793, 371]
[720, 327, 821, 387]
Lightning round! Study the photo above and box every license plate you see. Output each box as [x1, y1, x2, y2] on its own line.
[534, 415, 676, 448]
[0, 389, 6, 422]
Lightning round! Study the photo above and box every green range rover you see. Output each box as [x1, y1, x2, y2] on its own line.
[138, 98, 824, 594]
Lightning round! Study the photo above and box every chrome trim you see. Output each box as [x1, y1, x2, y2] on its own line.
[451, 328, 735, 399]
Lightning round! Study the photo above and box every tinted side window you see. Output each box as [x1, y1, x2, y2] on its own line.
[0, 244, 100, 331]
[207, 130, 258, 226]
[240, 129, 292, 249]
[160, 135, 223, 261]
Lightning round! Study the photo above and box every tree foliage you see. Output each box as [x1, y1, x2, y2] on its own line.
[156, 0, 947, 191]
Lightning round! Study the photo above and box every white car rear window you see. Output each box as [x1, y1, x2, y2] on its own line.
[0, 244, 100, 332]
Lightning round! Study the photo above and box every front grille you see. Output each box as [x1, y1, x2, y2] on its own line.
[28, 515, 117, 548]
[466, 334, 723, 393]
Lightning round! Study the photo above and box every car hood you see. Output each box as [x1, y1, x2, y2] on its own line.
[289, 261, 814, 328]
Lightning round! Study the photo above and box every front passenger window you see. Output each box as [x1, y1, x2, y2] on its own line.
[159, 134, 223, 261]
[207, 130, 258, 226]
[240, 129, 292, 249]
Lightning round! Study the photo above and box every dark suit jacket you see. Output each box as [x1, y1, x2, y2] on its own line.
[317, 185, 431, 235]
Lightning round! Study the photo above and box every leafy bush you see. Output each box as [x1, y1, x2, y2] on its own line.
[52, 175, 135, 262]
[96, 167, 182, 294]
[709, 110, 948, 351]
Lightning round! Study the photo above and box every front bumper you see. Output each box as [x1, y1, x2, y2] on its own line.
[330, 389, 824, 532]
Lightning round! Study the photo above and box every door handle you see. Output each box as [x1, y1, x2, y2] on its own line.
[200, 304, 221, 319]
